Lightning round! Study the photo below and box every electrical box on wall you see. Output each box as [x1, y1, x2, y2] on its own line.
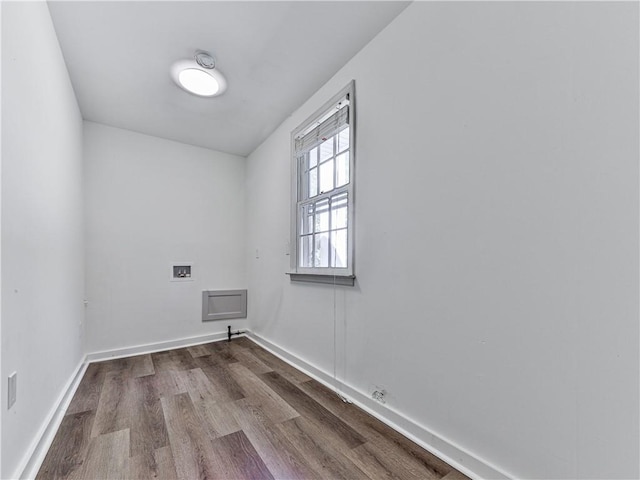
[171, 263, 193, 281]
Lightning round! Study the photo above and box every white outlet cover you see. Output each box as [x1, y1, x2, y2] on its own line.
[8, 372, 17, 409]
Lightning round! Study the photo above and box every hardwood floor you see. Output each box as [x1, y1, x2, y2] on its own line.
[37, 337, 471, 480]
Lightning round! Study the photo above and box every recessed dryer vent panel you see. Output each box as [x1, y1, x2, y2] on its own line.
[202, 289, 247, 321]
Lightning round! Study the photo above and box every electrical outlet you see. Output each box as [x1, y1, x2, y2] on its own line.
[8, 372, 17, 409]
[372, 388, 386, 404]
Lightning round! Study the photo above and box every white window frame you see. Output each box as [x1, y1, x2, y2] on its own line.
[289, 81, 356, 285]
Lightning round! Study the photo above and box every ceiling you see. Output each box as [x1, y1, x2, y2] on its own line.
[48, 1, 410, 157]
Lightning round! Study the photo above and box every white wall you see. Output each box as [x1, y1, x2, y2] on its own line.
[246, 2, 639, 479]
[1, 2, 85, 478]
[84, 122, 247, 353]
[0, 3, 4, 474]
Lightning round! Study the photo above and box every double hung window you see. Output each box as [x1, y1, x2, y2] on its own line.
[290, 82, 355, 284]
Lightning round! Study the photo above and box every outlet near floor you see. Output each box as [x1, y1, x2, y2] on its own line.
[372, 388, 386, 404]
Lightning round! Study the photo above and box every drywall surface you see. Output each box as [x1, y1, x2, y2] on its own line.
[246, 2, 639, 478]
[0, 3, 4, 475]
[1, 2, 85, 477]
[84, 122, 247, 353]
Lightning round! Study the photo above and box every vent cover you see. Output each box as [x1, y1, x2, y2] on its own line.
[202, 290, 247, 321]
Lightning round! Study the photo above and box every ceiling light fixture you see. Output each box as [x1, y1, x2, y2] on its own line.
[171, 51, 227, 97]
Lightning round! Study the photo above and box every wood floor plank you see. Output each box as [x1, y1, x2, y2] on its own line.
[242, 341, 312, 384]
[151, 348, 197, 372]
[152, 369, 189, 398]
[187, 344, 211, 358]
[276, 416, 370, 480]
[192, 353, 222, 370]
[181, 367, 244, 438]
[260, 371, 366, 449]
[229, 336, 254, 349]
[199, 363, 246, 402]
[130, 375, 169, 457]
[442, 470, 472, 480]
[182, 368, 225, 403]
[161, 392, 219, 479]
[232, 398, 321, 480]
[65, 363, 107, 415]
[129, 446, 178, 480]
[346, 439, 442, 480]
[80, 429, 129, 480]
[228, 363, 299, 424]
[232, 348, 274, 375]
[90, 370, 132, 437]
[36, 411, 95, 480]
[81, 355, 150, 383]
[205, 341, 238, 363]
[129, 354, 155, 378]
[192, 396, 242, 439]
[208, 430, 275, 480]
[101, 356, 139, 375]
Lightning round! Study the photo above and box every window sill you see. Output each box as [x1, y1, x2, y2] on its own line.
[286, 272, 355, 286]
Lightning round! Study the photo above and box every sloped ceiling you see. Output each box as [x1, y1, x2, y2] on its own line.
[48, 1, 410, 156]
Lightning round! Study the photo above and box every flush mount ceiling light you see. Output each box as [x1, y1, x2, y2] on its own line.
[171, 51, 227, 97]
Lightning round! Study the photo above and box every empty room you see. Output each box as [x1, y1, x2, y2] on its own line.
[1, 1, 639, 479]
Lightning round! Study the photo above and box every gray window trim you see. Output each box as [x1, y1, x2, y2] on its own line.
[289, 81, 356, 285]
[287, 273, 355, 287]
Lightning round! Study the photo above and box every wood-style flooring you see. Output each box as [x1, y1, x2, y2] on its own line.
[37, 337, 471, 480]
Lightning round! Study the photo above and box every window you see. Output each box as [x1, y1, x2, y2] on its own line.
[289, 81, 355, 285]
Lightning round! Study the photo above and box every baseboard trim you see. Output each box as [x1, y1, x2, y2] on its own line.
[85, 330, 232, 362]
[245, 331, 512, 480]
[16, 360, 87, 480]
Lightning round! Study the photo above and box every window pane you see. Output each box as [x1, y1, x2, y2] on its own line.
[319, 159, 334, 194]
[300, 204, 314, 235]
[308, 167, 317, 198]
[300, 235, 313, 267]
[315, 198, 329, 233]
[331, 193, 348, 229]
[337, 126, 349, 153]
[331, 229, 348, 268]
[309, 147, 318, 168]
[314, 232, 330, 267]
[319, 138, 333, 162]
[335, 152, 349, 188]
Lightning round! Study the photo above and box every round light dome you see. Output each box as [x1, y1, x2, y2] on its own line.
[178, 68, 220, 96]
[171, 58, 227, 97]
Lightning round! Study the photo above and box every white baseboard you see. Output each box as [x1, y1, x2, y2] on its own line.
[85, 330, 232, 362]
[16, 360, 87, 480]
[245, 331, 512, 480]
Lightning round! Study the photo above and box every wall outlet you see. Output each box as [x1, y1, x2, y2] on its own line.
[8, 372, 17, 409]
[372, 388, 386, 404]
